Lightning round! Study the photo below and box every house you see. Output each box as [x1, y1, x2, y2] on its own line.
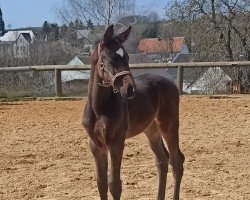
[0, 30, 35, 58]
[137, 37, 189, 63]
[0, 30, 36, 43]
[76, 29, 103, 53]
[129, 53, 192, 84]
[61, 55, 91, 82]
[132, 38, 192, 85]
[61, 55, 92, 96]
[76, 29, 92, 52]
[134, 37, 194, 84]
[185, 67, 232, 94]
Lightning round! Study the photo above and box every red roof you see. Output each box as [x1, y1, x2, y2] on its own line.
[138, 37, 185, 53]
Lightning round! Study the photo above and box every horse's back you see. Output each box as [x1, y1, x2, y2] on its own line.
[135, 73, 179, 95]
[133, 74, 179, 106]
[126, 74, 179, 138]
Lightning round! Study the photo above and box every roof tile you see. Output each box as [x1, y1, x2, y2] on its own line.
[138, 37, 185, 53]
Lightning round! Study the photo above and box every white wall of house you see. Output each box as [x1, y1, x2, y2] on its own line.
[12, 34, 30, 58]
[0, 30, 35, 58]
[61, 56, 90, 82]
[0, 43, 12, 56]
[186, 67, 231, 94]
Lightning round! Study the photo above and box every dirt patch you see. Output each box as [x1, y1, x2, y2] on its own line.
[0, 96, 249, 199]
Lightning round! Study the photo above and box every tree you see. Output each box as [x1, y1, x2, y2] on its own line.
[42, 21, 60, 41]
[7, 24, 11, 30]
[57, 0, 135, 26]
[74, 19, 84, 29]
[165, 0, 250, 92]
[50, 23, 60, 40]
[147, 11, 159, 22]
[142, 22, 159, 38]
[29, 40, 72, 65]
[165, 0, 250, 61]
[42, 21, 51, 41]
[87, 19, 94, 30]
[60, 24, 68, 38]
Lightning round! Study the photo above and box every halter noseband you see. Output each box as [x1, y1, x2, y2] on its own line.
[97, 43, 132, 93]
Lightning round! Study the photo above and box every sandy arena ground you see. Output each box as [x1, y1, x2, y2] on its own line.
[0, 96, 249, 200]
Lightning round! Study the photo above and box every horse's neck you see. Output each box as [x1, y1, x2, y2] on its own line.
[88, 66, 117, 114]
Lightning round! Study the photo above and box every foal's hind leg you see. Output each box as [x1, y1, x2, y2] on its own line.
[157, 119, 185, 200]
[89, 140, 108, 200]
[145, 121, 169, 200]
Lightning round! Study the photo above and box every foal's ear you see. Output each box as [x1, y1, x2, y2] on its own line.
[118, 26, 131, 43]
[102, 24, 114, 44]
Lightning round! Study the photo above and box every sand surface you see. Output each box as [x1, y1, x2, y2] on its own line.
[0, 96, 249, 199]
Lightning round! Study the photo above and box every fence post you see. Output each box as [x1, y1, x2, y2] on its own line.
[55, 69, 62, 96]
[177, 65, 184, 95]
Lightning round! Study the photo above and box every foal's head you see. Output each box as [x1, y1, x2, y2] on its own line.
[95, 25, 136, 99]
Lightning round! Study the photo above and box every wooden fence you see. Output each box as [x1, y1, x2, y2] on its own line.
[0, 61, 250, 96]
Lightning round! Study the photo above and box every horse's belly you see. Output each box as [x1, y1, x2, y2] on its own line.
[125, 126, 148, 139]
[125, 93, 159, 139]
[126, 114, 156, 139]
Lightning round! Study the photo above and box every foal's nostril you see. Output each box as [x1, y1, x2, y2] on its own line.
[127, 85, 133, 94]
[126, 84, 135, 99]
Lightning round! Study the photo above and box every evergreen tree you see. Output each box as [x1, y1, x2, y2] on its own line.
[50, 23, 60, 40]
[0, 7, 6, 36]
[74, 19, 80, 29]
[68, 21, 74, 30]
[75, 19, 84, 29]
[87, 19, 94, 30]
[42, 21, 51, 40]
[142, 22, 159, 38]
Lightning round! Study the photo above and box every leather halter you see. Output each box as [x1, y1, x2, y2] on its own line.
[97, 43, 132, 93]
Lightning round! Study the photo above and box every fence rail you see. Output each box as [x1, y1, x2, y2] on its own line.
[1, 61, 250, 95]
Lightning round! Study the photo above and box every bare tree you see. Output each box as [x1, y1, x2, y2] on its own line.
[29, 40, 72, 65]
[57, 0, 135, 26]
[166, 0, 250, 61]
[165, 0, 250, 93]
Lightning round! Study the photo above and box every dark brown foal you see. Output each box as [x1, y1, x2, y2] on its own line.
[82, 25, 184, 200]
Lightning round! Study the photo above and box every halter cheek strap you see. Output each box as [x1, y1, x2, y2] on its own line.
[97, 43, 132, 93]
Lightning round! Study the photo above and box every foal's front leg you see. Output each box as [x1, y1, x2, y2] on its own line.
[107, 140, 125, 200]
[89, 140, 108, 200]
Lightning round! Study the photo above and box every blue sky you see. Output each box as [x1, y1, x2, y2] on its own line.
[0, 0, 167, 29]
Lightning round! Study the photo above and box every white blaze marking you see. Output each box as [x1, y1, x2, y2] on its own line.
[116, 48, 124, 57]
